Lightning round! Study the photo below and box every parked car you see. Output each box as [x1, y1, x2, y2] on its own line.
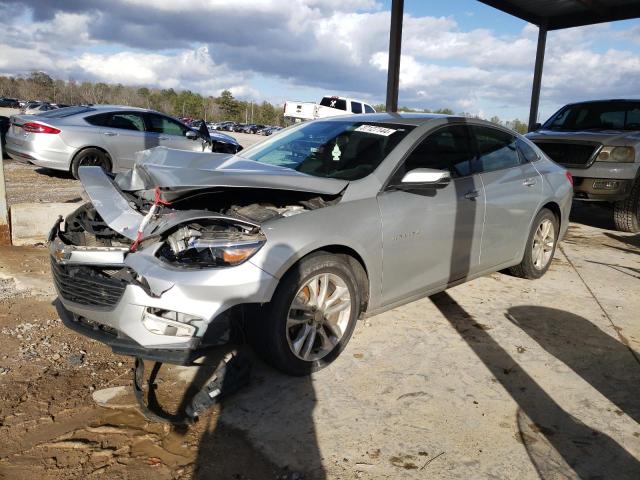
[51, 113, 571, 376]
[233, 123, 247, 132]
[5, 105, 240, 178]
[284, 95, 376, 122]
[0, 97, 20, 108]
[528, 99, 640, 232]
[23, 102, 58, 115]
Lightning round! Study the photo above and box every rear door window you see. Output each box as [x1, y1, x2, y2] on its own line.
[400, 125, 475, 178]
[109, 113, 145, 131]
[472, 126, 521, 173]
[351, 102, 363, 114]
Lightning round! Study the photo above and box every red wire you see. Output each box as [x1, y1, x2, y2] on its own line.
[129, 187, 171, 252]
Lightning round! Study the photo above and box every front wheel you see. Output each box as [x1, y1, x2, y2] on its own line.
[250, 253, 360, 376]
[613, 180, 640, 233]
[509, 208, 559, 279]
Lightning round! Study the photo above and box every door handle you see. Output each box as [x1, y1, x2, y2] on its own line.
[103, 131, 117, 136]
[158, 135, 169, 140]
[523, 178, 537, 187]
[464, 190, 480, 200]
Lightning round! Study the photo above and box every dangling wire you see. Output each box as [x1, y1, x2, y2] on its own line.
[129, 186, 171, 252]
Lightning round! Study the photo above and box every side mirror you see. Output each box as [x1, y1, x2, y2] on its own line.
[394, 168, 451, 190]
[186, 130, 198, 139]
[529, 122, 542, 132]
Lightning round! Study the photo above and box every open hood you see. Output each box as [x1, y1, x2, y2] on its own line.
[114, 147, 348, 197]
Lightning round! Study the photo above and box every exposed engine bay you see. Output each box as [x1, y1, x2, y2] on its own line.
[57, 187, 341, 268]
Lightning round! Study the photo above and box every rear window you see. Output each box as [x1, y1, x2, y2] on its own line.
[320, 97, 347, 111]
[38, 106, 95, 118]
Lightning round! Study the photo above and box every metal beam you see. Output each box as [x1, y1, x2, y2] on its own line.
[528, 25, 547, 132]
[385, 0, 404, 113]
[0, 146, 10, 245]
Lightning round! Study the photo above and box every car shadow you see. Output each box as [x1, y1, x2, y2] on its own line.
[507, 306, 640, 423]
[34, 166, 75, 180]
[134, 243, 326, 479]
[431, 292, 640, 479]
[603, 232, 640, 251]
[569, 201, 616, 230]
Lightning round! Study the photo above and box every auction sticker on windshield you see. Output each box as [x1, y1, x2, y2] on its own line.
[354, 125, 397, 136]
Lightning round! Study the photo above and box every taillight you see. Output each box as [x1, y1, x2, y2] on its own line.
[22, 122, 60, 134]
[565, 171, 573, 186]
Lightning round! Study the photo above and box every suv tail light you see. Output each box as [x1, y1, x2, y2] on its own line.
[22, 122, 60, 134]
[565, 171, 573, 186]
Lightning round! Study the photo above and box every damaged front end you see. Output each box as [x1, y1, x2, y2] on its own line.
[50, 158, 343, 365]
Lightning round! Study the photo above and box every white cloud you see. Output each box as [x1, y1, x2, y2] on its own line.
[1, 0, 639, 119]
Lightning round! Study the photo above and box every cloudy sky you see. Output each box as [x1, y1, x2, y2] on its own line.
[1, 0, 639, 121]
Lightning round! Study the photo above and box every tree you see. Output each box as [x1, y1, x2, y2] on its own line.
[217, 90, 240, 121]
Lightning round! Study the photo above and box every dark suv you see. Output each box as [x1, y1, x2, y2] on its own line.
[527, 100, 640, 232]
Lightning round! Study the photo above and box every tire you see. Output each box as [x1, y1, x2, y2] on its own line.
[71, 148, 111, 179]
[250, 253, 360, 376]
[613, 180, 640, 233]
[509, 208, 559, 280]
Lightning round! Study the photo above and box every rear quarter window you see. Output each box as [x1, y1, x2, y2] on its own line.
[320, 97, 347, 111]
[85, 113, 111, 127]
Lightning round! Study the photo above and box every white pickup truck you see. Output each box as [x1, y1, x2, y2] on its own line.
[284, 96, 376, 122]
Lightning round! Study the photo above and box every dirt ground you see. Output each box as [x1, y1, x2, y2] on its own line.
[0, 157, 639, 479]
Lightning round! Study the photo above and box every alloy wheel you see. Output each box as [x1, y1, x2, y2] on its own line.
[286, 273, 352, 362]
[532, 218, 555, 270]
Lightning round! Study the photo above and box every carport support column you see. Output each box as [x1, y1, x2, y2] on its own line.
[0, 149, 9, 245]
[385, 0, 404, 113]
[528, 25, 547, 132]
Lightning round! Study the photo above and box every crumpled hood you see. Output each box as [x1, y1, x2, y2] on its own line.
[527, 129, 640, 146]
[114, 147, 348, 196]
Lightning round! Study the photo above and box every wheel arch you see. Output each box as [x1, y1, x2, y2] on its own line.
[281, 244, 370, 315]
[71, 145, 113, 172]
[540, 201, 562, 228]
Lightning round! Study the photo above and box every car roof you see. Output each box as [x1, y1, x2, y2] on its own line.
[563, 99, 640, 106]
[87, 105, 151, 112]
[314, 112, 500, 128]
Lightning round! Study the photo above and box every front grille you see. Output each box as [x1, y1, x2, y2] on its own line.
[51, 259, 128, 308]
[533, 141, 601, 168]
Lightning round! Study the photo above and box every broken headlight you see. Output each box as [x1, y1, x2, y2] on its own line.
[158, 225, 265, 268]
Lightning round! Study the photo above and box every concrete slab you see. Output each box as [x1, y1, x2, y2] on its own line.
[10, 201, 80, 246]
[187, 204, 640, 479]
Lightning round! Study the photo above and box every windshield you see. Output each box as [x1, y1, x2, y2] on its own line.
[37, 106, 95, 118]
[544, 102, 640, 131]
[240, 120, 414, 180]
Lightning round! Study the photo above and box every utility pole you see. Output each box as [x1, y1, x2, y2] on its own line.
[251, 101, 254, 123]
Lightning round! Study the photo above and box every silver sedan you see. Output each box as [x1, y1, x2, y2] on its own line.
[5, 105, 223, 178]
[50, 113, 573, 376]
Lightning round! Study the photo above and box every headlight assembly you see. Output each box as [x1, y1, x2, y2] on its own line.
[596, 146, 635, 163]
[158, 225, 265, 268]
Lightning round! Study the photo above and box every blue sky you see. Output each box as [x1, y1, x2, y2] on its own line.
[1, 0, 639, 122]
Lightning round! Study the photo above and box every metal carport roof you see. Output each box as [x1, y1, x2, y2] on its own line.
[385, 0, 640, 129]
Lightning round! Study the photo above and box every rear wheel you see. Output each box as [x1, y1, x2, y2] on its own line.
[250, 253, 360, 376]
[613, 180, 640, 233]
[509, 208, 559, 279]
[71, 148, 111, 179]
